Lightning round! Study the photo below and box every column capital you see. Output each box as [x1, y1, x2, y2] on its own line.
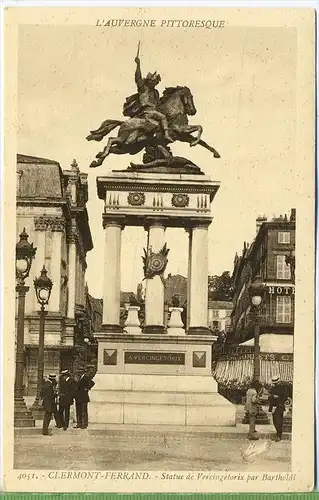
[185, 218, 212, 231]
[144, 216, 169, 231]
[102, 214, 126, 230]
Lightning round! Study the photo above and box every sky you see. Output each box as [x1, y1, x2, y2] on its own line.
[17, 23, 297, 298]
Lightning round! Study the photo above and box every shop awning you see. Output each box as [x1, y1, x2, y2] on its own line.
[213, 358, 293, 388]
[212, 337, 293, 388]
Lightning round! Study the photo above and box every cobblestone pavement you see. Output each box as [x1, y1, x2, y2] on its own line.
[14, 428, 291, 472]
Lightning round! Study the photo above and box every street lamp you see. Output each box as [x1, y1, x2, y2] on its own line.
[15, 229, 36, 427]
[31, 266, 53, 419]
[249, 276, 267, 382]
[249, 275, 269, 424]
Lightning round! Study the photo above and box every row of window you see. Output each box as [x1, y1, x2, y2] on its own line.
[234, 295, 292, 328]
[278, 231, 291, 244]
[276, 295, 292, 323]
[276, 254, 291, 280]
[211, 309, 232, 320]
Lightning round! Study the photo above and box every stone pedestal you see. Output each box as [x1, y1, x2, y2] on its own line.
[92, 171, 236, 427]
[124, 306, 141, 335]
[167, 307, 185, 336]
[90, 333, 236, 426]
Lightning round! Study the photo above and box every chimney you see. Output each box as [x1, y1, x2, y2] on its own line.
[290, 208, 296, 222]
[256, 215, 267, 234]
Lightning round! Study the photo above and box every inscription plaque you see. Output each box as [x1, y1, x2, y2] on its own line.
[124, 351, 185, 365]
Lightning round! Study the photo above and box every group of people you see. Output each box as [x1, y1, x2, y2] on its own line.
[245, 375, 288, 442]
[39, 365, 95, 436]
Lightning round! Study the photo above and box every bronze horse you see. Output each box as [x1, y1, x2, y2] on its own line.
[87, 86, 220, 168]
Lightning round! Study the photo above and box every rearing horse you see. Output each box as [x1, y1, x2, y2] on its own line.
[87, 86, 220, 168]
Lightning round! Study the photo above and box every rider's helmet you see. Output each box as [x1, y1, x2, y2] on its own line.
[144, 71, 161, 86]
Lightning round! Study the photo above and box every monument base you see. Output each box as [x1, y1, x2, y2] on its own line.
[90, 333, 236, 427]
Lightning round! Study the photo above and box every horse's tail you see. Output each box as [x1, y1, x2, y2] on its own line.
[86, 120, 123, 142]
[197, 139, 220, 158]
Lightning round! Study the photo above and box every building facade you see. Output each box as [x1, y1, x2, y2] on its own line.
[208, 300, 233, 334]
[16, 154, 94, 394]
[213, 209, 295, 392]
[230, 210, 295, 347]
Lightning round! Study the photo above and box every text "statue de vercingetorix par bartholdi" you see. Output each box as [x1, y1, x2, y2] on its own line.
[86, 44, 220, 174]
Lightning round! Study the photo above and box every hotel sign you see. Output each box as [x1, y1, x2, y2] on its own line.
[267, 286, 295, 295]
[124, 351, 185, 365]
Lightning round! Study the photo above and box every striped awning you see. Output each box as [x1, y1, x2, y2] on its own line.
[213, 358, 293, 388]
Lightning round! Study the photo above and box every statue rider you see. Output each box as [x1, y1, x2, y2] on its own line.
[133, 56, 173, 143]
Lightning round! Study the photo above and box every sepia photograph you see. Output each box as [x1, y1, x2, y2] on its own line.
[2, 6, 315, 493]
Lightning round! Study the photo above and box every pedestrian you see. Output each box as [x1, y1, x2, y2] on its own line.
[244, 380, 262, 440]
[268, 375, 286, 441]
[58, 369, 76, 431]
[40, 374, 62, 436]
[74, 365, 95, 429]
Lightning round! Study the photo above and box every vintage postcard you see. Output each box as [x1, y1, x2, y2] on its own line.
[2, 6, 315, 493]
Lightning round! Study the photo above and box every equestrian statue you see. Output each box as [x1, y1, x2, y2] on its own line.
[86, 43, 220, 173]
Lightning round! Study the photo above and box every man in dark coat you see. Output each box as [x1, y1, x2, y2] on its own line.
[58, 369, 76, 431]
[74, 366, 95, 429]
[268, 375, 287, 441]
[40, 374, 61, 435]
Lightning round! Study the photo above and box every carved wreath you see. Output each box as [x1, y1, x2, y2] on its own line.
[142, 243, 170, 281]
[127, 192, 145, 206]
[171, 193, 189, 208]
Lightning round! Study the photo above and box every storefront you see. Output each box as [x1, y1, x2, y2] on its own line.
[212, 334, 293, 402]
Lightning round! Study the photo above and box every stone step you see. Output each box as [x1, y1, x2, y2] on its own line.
[14, 424, 292, 440]
[89, 391, 236, 426]
[92, 373, 217, 393]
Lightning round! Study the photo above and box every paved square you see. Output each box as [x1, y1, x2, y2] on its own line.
[14, 428, 291, 472]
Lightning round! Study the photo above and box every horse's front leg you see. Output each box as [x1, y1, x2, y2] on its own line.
[189, 125, 203, 147]
[96, 137, 118, 159]
[90, 137, 118, 168]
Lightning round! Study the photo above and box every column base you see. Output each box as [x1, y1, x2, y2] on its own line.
[14, 397, 35, 428]
[143, 325, 166, 335]
[188, 326, 211, 336]
[101, 324, 123, 333]
[31, 397, 44, 420]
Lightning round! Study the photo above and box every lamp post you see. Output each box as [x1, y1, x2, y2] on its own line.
[31, 266, 53, 419]
[248, 276, 269, 424]
[15, 228, 36, 427]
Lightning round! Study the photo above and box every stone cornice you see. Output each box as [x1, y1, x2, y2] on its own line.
[97, 174, 220, 203]
[95, 333, 217, 345]
[17, 198, 67, 208]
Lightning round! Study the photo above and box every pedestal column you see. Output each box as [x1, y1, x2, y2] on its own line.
[102, 216, 124, 332]
[144, 219, 166, 334]
[188, 223, 210, 335]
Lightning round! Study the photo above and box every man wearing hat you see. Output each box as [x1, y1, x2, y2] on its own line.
[74, 365, 95, 429]
[268, 375, 287, 441]
[40, 374, 62, 435]
[58, 369, 76, 431]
